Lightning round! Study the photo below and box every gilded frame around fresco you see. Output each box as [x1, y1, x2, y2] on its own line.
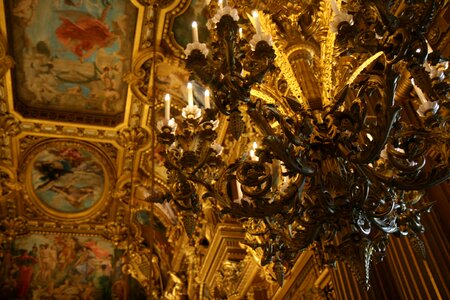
[19, 138, 116, 221]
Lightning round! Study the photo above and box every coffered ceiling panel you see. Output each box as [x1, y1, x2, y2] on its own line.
[3, 0, 140, 126]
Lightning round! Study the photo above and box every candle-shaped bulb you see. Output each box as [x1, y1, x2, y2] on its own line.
[252, 10, 262, 35]
[250, 142, 259, 161]
[249, 149, 256, 160]
[204, 89, 210, 109]
[187, 82, 194, 106]
[411, 79, 428, 104]
[164, 93, 171, 121]
[239, 27, 243, 39]
[218, 0, 223, 8]
[191, 21, 199, 43]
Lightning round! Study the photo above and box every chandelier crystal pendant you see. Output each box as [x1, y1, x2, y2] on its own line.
[161, 0, 449, 288]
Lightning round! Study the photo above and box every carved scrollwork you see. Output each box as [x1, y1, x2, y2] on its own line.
[0, 112, 21, 138]
[121, 240, 162, 296]
[125, 50, 164, 104]
[116, 126, 149, 158]
[0, 168, 21, 201]
[104, 222, 129, 247]
[215, 260, 242, 298]
[0, 217, 28, 241]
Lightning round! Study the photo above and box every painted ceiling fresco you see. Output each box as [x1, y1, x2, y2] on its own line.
[23, 139, 113, 219]
[0, 233, 149, 299]
[6, 0, 138, 126]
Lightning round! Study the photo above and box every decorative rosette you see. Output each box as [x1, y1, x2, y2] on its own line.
[206, 6, 239, 29]
[182, 105, 202, 119]
[184, 41, 209, 57]
[249, 32, 273, 50]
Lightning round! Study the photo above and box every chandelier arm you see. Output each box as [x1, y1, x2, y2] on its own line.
[356, 169, 397, 221]
[387, 151, 426, 173]
[169, 177, 196, 207]
[222, 35, 237, 76]
[223, 174, 306, 218]
[236, 163, 271, 186]
[264, 104, 304, 147]
[344, 65, 402, 164]
[191, 147, 215, 174]
[328, 85, 350, 116]
[348, 105, 401, 164]
[161, 151, 182, 174]
[246, 103, 276, 136]
[265, 136, 315, 176]
[247, 104, 316, 176]
[361, 164, 450, 191]
[365, 198, 396, 222]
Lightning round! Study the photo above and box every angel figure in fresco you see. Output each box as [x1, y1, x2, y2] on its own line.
[54, 236, 78, 272]
[50, 184, 95, 208]
[58, 147, 84, 166]
[99, 65, 120, 111]
[55, 3, 116, 62]
[36, 244, 53, 282]
[34, 147, 91, 193]
[74, 247, 96, 278]
[34, 160, 73, 191]
[83, 239, 110, 259]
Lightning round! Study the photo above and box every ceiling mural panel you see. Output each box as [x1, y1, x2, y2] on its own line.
[0, 233, 146, 299]
[5, 0, 138, 126]
[20, 139, 115, 220]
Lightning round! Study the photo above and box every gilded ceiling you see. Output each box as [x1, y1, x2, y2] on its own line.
[0, 0, 448, 299]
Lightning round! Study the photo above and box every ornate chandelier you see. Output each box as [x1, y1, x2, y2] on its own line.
[157, 0, 449, 288]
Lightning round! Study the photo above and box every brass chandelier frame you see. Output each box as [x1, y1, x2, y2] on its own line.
[157, 0, 449, 288]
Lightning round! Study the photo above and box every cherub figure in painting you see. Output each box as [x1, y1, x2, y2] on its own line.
[12, 0, 38, 26]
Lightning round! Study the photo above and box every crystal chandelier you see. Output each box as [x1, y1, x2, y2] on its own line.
[157, 0, 449, 288]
